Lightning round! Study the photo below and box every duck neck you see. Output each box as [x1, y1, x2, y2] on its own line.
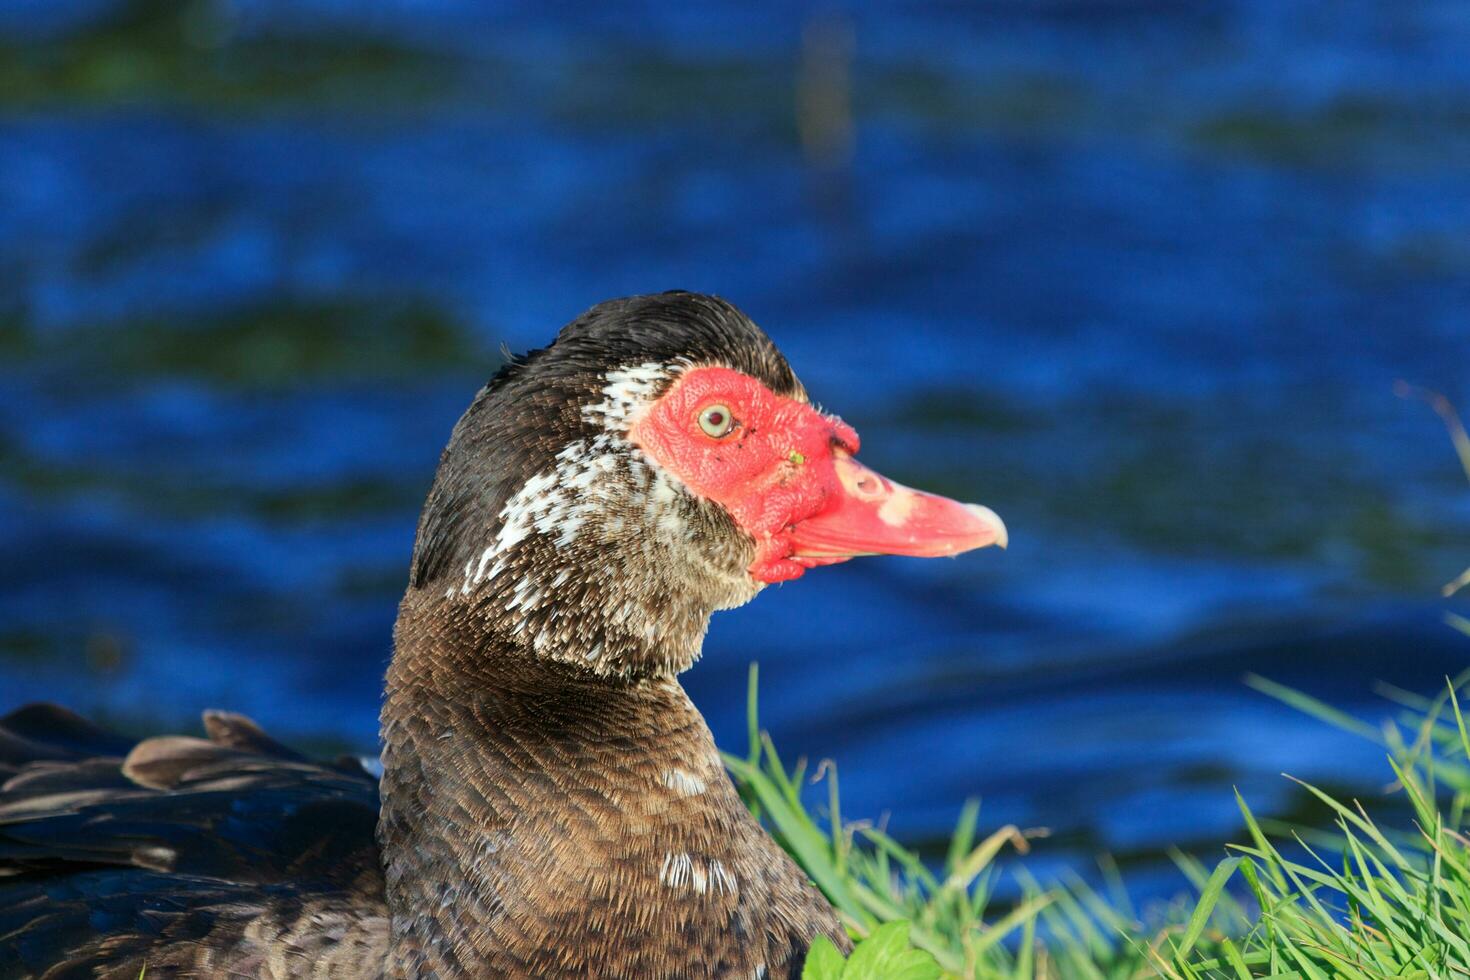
[376, 594, 842, 977]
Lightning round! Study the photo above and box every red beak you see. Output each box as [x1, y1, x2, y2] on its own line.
[788, 453, 1008, 564]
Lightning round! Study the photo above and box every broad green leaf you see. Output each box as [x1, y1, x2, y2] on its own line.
[841, 922, 941, 980]
[800, 936, 847, 980]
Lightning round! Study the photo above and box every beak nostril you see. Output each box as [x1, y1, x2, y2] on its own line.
[829, 432, 858, 455]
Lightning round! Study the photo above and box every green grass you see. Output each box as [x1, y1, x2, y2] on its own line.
[731, 390, 1470, 978]
[732, 648, 1470, 979]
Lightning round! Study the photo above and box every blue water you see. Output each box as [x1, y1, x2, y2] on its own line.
[2, 0, 1469, 902]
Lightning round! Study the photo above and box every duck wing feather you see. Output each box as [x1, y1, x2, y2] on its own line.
[0, 704, 387, 979]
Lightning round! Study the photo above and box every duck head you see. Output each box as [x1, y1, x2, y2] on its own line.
[408, 292, 1005, 678]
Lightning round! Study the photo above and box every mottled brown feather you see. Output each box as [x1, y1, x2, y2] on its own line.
[0, 293, 853, 978]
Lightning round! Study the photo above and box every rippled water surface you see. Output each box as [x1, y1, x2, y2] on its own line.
[2, 0, 1469, 900]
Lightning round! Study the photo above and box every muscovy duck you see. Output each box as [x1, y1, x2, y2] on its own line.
[0, 292, 1006, 979]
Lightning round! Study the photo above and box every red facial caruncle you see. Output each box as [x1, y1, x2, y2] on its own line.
[628, 366, 1007, 583]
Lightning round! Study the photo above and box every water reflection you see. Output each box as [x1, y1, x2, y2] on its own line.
[1, 0, 1468, 902]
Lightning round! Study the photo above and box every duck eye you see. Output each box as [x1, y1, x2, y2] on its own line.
[697, 404, 735, 438]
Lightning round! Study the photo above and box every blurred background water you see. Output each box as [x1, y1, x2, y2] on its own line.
[1, 0, 1468, 904]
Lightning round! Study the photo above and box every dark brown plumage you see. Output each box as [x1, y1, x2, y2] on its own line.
[1, 291, 1005, 978]
[1, 294, 848, 979]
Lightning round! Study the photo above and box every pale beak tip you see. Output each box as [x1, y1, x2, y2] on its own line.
[965, 503, 1008, 550]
